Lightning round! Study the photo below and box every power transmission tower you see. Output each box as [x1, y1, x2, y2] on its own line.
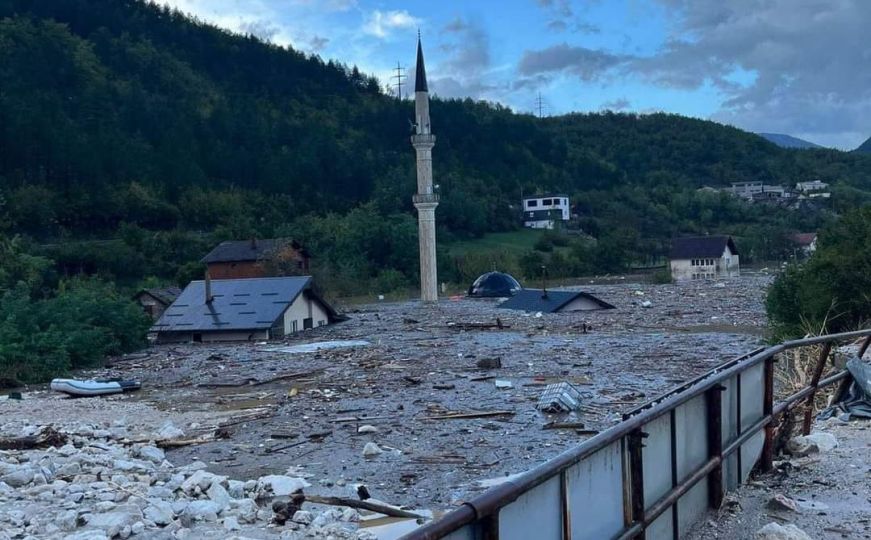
[535, 92, 548, 118]
[391, 62, 406, 99]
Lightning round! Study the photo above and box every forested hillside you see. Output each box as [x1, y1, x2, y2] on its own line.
[1, 0, 871, 292]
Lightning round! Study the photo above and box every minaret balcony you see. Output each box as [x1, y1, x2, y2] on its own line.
[413, 193, 440, 204]
[411, 133, 436, 145]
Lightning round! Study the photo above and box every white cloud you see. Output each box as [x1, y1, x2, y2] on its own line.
[363, 10, 421, 39]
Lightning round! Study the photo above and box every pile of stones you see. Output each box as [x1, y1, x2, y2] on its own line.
[0, 422, 378, 540]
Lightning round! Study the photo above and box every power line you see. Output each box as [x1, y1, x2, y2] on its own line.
[391, 61, 406, 100]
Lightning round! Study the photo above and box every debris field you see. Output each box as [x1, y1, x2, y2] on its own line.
[1, 275, 772, 537]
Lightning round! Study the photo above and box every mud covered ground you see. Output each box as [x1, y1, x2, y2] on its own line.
[2, 275, 772, 520]
[686, 420, 871, 540]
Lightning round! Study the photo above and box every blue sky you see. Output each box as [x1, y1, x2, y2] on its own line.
[161, 0, 871, 150]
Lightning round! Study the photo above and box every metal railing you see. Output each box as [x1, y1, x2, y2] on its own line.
[402, 329, 871, 540]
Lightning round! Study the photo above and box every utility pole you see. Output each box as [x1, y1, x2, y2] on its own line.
[392, 62, 406, 100]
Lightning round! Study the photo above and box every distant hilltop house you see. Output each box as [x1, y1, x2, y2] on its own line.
[500, 288, 615, 313]
[727, 182, 793, 202]
[152, 276, 339, 343]
[795, 180, 830, 199]
[790, 233, 818, 257]
[202, 238, 310, 280]
[669, 236, 740, 280]
[133, 287, 182, 321]
[521, 194, 570, 229]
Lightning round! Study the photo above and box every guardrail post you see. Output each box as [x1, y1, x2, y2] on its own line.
[802, 342, 832, 435]
[705, 385, 725, 508]
[760, 357, 775, 472]
[627, 429, 647, 539]
[479, 511, 499, 540]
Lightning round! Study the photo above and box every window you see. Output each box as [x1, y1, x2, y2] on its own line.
[527, 200, 538, 207]
[542, 199, 552, 205]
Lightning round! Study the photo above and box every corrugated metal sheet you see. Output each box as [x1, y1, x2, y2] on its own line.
[499, 476, 562, 540]
[566, 441, 625, 539]
[151, 276, 311, 333]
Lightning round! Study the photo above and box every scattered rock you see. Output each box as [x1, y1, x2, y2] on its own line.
[137, 446, 165, 464]
[766, 493, 799, 513]
[787, 432, 838, 457]
[357, 425, 378, 434]
[755, 522, 813, 540]
[156, 422, 185, 441]
[255, 475, 310, 497]
[362, 442, 383, 457]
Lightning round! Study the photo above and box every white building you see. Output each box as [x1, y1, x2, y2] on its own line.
[669, 236, 740, 281]
[521, 194, 570, 229]
[795, 180, 831, 199]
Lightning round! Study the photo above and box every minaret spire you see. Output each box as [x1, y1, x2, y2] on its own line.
[411, 35, 438, 304]
[415, 34, 428, 93]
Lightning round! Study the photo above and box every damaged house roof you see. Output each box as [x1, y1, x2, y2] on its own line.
[201, 238, 307, 264]
[500, 289, 615, 313]
[669, 236, 738, 259]
[151, 276, 337, 334]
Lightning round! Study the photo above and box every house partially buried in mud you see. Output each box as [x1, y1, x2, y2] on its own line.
[133, 287, 182, 321]
[669, 235, 740, 280]
[151, 276, 339, 343]
[500, 289, 615, 313]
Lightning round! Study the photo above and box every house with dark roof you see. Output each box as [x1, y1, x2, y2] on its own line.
[500, 288, 615, 313]
[202, 238, 310, 280]
[669, 236, 740, 280]
[133, 287, 182, 321]
[790, 233, 817, 257]
[151, 276, 339, 343]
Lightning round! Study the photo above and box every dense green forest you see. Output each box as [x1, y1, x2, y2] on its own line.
[1, 0, 871, 294]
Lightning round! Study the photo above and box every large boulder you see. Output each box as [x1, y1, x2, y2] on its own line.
[255, 475, 310, 498]
[787, 432, 838, 457]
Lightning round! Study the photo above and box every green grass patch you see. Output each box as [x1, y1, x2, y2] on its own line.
[447, 229, 546, 256]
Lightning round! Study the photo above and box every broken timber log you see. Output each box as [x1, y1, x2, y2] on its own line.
[304, 495, 423, 519]
[421, 410, 515, 421]
[0, 427, 66, 450]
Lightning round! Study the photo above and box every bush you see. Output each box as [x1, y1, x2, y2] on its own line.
[0, 279, 151, 385]
[766, 206, 871, 338]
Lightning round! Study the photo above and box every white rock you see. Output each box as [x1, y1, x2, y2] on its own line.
[223, 516, 241, 531]
[230, 499, 258, 524]
[787, 432, 838, 457]
[1, 467, 34, 487]
[144, 500, 175, 526]
[255, 475, 310, 497]
[291, 510, 313, 525]
[57, 510, 78, 531]
[86, 509, 142, 538]
[227, 479, 245, 499]
[180, 470, 224, 495]
[362, 442, 383, 457]
[156, 423, 185, 440]
[357, 425, 378, 434]
[207, 482, 231, 512]
[340, 508, 360, 522]
[755, 522, 813, 540]
[131, 521, 144, 535]
[184, 500, 220, 521]
[137, 446, 165, 464]
[65, 531, 110, 540]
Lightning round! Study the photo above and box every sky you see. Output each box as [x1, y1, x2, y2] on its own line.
[159, 0, 871, 150]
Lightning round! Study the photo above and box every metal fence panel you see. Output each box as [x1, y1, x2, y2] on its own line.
[721, 374, 740, 490]
[565, 441, 625, 540]
[675, 395, 710, 535]
[641, 413, 673, 505]
[442, 526, 476, 540]
[499, 475, 562, 540]
[740, 362, 765, 480]
[646, 509, 675, 540]
[677, 480, 709, 537]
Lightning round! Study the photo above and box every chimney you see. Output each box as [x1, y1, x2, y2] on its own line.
[204, 270, 213, 304]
